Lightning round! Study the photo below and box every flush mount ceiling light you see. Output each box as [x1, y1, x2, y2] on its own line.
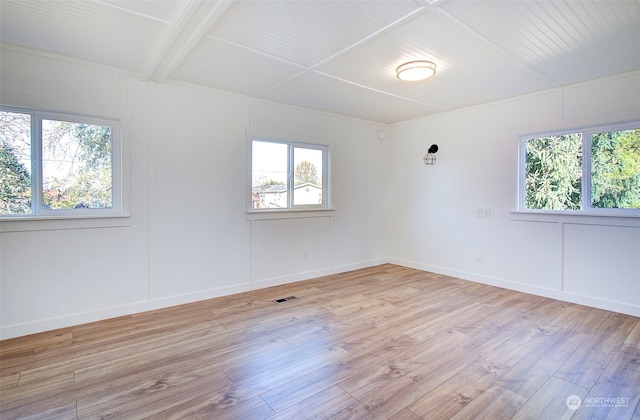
[396, 60, 436, 81]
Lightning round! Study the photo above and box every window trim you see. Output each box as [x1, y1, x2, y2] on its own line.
[248, 136, 330, 212]
[517, 120, 640, 218]
[1, 106, 124, 220]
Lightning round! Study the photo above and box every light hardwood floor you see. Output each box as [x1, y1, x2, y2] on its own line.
[1, 264, 639, 419]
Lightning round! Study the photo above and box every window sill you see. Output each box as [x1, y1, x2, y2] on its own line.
[246, 208, 335, 221]
[0, 214, 131, 232]
[510, 210, 640, 227]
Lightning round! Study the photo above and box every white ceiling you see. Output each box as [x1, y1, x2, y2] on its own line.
[1, 0, 639, 124]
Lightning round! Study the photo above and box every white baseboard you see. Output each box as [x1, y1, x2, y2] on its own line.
[0, 258, 389, 340]
[561, 292, 640, 317]
[252, 258, 388, 290]
[7, 257, 634, 340]
[331, 258, 389, 275]
[253, 269, 335, 289]
[389, 258, 640, 317]
[0, 283, 250, 340]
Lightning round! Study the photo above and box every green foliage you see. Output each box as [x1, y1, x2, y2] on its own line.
[525, 128, 640, 211]
[42, 121, 112, 209]
[0, 111, 31, 214]
[295, 160, 318, 185]
[0, 141, 31, 214]
[591, 129, 640, 209]
[73, 123, 112, 169]
[1, 111, 114, 213]
[525, 133, 582, 210]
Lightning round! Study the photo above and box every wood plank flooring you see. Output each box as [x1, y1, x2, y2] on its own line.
[1, 264, 639, 419]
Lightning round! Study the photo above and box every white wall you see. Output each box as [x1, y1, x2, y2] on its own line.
[387, 71, 640, 317]
[1, 45, 638, 340]
[0, 46, 388, 339]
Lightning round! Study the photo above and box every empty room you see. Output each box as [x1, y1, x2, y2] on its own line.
[1, 0, 639, 418]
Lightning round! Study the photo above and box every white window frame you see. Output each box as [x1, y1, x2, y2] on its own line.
[517, 120, 640, 218]
[0, 106, 123, 220]
[248, 137, 330, 212]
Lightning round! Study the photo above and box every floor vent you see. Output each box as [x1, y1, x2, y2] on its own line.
[273, 296, 298, 304]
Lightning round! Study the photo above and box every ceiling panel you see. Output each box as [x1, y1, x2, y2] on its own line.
[1, 0, 639, 124]
[208, 0, 423, 67]
[96, 0, 182, 23]
[440, 0, 640, 85]
[0, 0, 167, 72]
[171, 36, 305, 96]
[258, 71, 445, 124]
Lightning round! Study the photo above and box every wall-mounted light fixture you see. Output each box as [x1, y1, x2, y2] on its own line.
[397, 60, 436, 81]
[423, 144, 438, 165]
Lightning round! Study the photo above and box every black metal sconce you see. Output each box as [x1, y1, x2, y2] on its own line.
[423, 144, 438, 165]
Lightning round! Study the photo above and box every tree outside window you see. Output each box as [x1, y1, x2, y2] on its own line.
[522, 123, 640, 214]
[0, 109, 120, 217]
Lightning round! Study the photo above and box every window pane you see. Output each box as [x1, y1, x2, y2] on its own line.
[252, 140, 288, 209]
[293, 147, 323, 206]
[591, 129, 640, 209]
[0, 111, 32, 214]
[525, 133, 582, 210]
[42, 119, 113, 209]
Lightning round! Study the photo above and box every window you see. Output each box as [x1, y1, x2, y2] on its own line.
[250, 138, 329, 210]
[520, 121, 640, 215]
[1, 108, 122, 218]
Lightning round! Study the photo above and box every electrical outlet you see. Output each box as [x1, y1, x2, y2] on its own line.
[474, 249, 483, 261]
[476, 208, 492, 218]
[303, 249, 308, 259]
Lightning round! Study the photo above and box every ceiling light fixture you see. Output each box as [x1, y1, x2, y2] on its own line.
[396, 60, 436, 81]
